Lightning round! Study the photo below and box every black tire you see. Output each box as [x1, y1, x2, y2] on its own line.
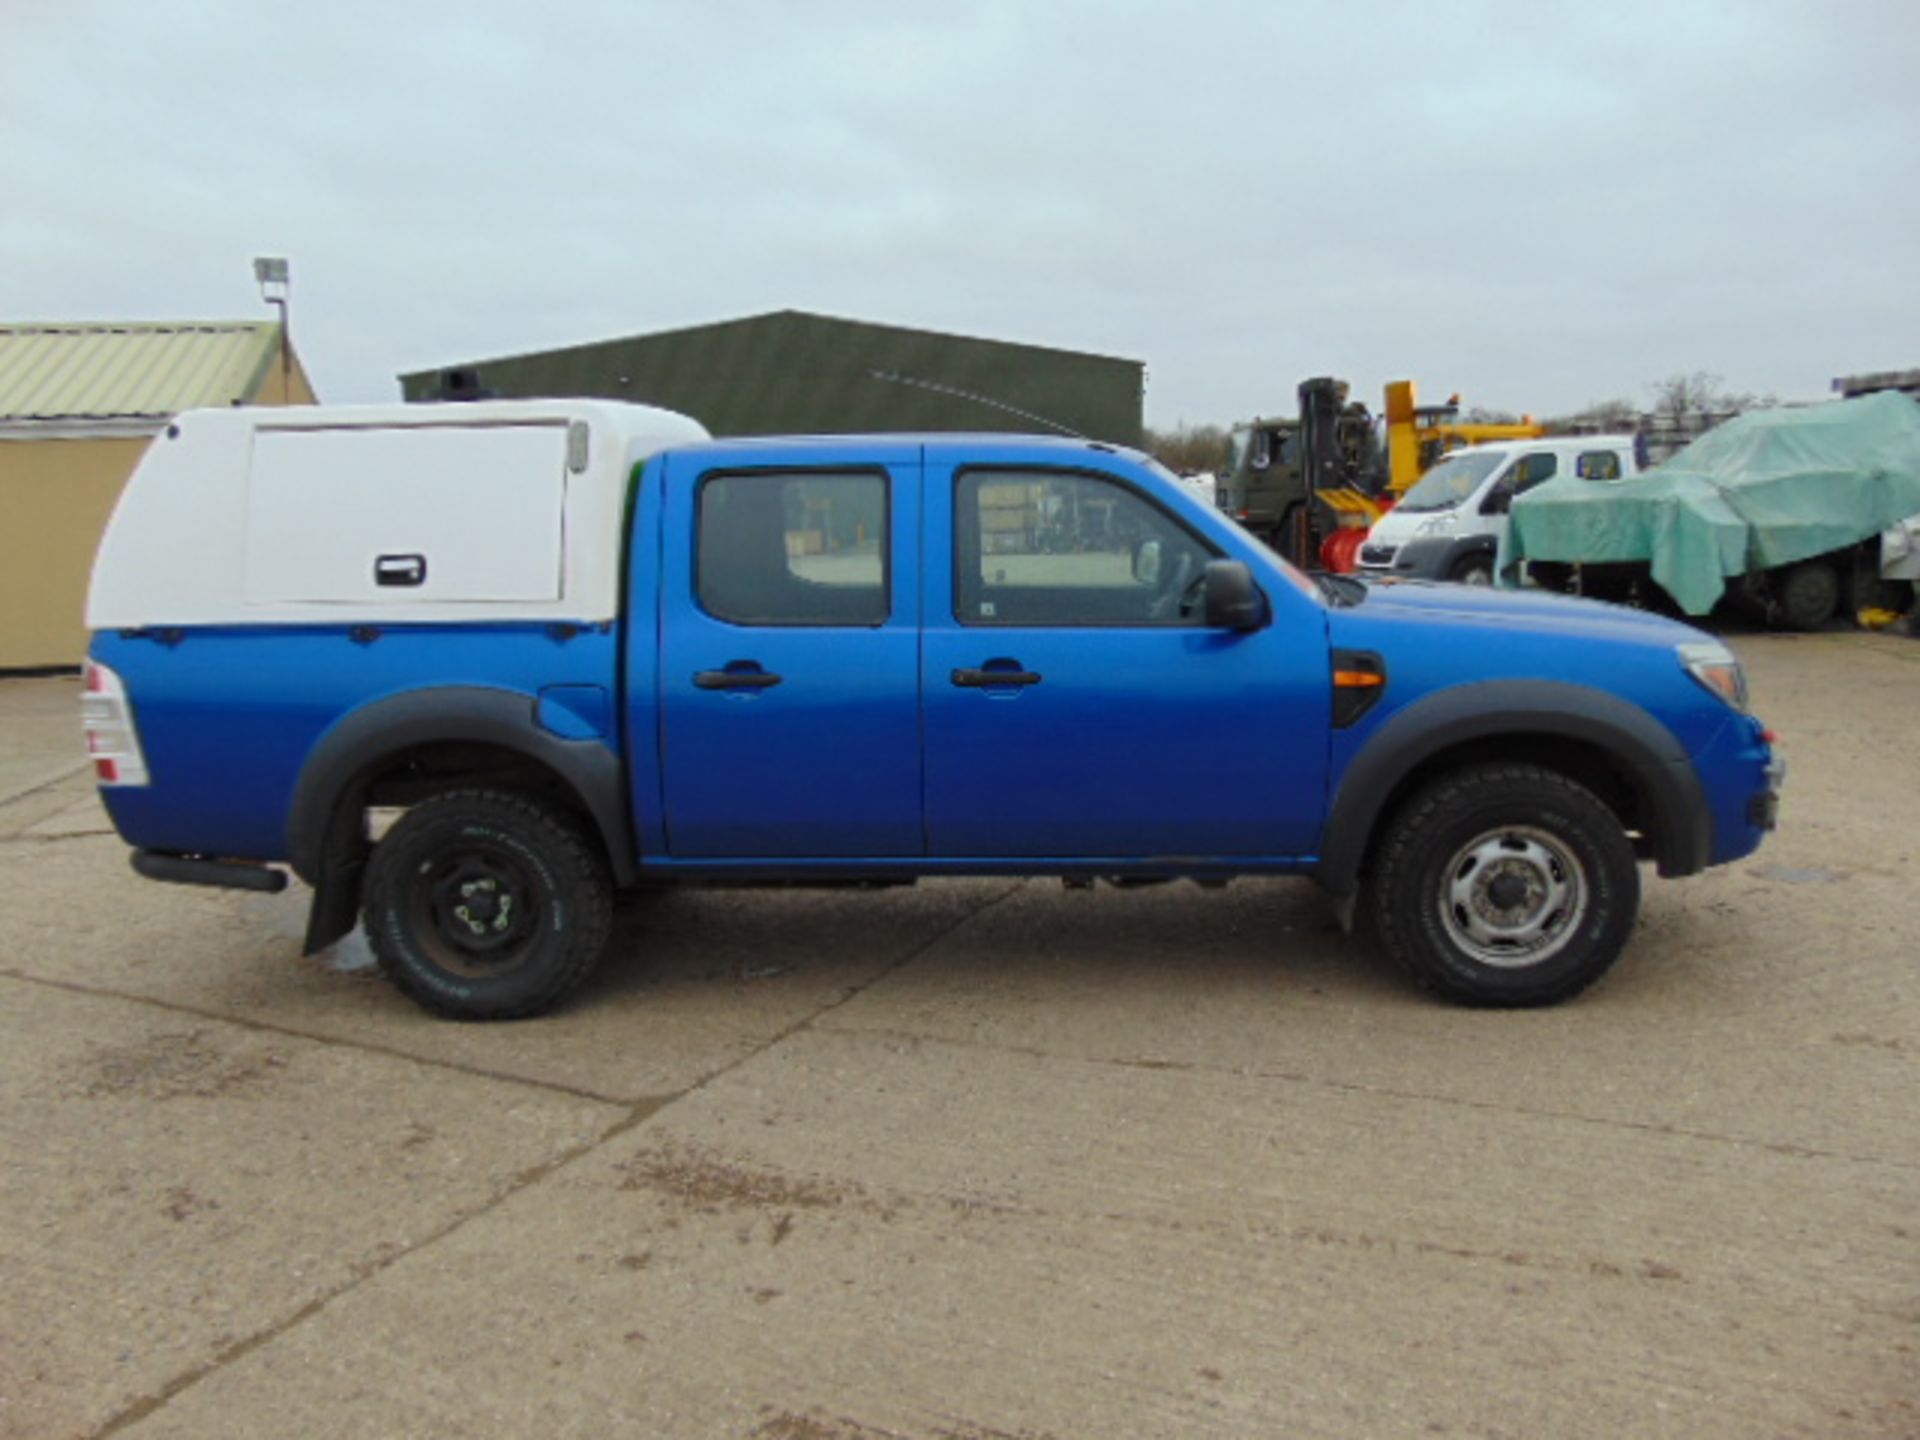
[1581, 575, 1635, 604]
[363, 789, 612, 1020]
[1372, 764, 1640, 1007]
[1774, 559, 1840, 631]
[1636, 578, 1689, 619]
[1448, 554, 1494, 586]
[1527, 561, 1574, 594]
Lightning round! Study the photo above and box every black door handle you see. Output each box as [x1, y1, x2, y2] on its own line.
[952, 667, 1042, 688]
[694, 669, 783, 690]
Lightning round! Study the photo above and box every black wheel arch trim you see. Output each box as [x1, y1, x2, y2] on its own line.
[1313, 679, 1712, 898]
[287, 687, 636, 949]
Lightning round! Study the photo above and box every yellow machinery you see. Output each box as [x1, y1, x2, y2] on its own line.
[1312, 380, 1548, 530]
[1383, 380, 1544, 497]
[1220, 379, 1547, 571]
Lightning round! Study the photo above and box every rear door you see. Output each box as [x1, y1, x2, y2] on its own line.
[656, 443, 923, 857]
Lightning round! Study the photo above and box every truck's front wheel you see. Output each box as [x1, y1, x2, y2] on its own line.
[1372, 765, 1639, 1006]
[1448, 553, 1495, 586]
[1774, 558, 1840, 631]
[363, 789, 612, 1020]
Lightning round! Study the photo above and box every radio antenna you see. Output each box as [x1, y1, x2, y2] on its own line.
[868, 369, 1086, 438]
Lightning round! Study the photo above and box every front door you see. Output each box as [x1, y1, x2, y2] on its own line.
[921, 457, 1331, 860]
[657, 449, 922, 857]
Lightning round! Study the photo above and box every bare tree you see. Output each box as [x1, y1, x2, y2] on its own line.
[1650, 371, 1721, 423]
[1545, 397, 1640, 434]
[1648, 372, 1776, 421]
[1636, 373, 1779, 463]
[1144, 423, 1233, 474]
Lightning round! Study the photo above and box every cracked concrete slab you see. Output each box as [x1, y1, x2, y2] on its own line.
[19, 791, 112, 839]
[0, 674, 86, 804]
[807, 868, 1919, 1165]
[109, 1027, 1918, 1439]
[0, 980, 624, 1440]
[0, 776, 100, 845]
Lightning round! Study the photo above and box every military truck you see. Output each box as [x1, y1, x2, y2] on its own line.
[1215, 378, 1382, 569]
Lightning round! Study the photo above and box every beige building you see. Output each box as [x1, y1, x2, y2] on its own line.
[0, 321, 316, 669]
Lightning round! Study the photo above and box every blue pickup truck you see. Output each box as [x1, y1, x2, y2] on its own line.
[81, 400, 1781, 1019]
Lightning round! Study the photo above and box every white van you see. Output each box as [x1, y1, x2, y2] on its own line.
[1357, 435, 1640, 585]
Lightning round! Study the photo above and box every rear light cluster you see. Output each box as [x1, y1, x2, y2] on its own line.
[81, 661, 150, 786]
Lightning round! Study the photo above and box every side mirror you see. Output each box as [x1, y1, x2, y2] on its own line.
[1481, 484, 1514, 516]
[1203, 560, 1267, 630]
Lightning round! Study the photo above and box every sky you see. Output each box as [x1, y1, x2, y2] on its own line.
[3, 0, 1914, 429]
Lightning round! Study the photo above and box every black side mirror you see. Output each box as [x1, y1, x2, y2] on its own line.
[1481, 485, 1514, 516]
[1203, 560, 1267, 630]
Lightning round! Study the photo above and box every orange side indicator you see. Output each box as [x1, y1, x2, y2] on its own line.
[1333, 670, 1386, 688]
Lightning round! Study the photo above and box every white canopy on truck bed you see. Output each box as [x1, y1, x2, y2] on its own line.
[88, 400, 709, 630]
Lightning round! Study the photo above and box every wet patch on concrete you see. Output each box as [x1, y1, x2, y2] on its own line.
[67, 1027, 291, 1101]
[617, 1141, 894, 1218]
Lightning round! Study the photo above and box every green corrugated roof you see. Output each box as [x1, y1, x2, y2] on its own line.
[0, 321, 282, 421]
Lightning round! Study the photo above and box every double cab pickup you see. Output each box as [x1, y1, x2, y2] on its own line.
[82, 401, 1781, 1018]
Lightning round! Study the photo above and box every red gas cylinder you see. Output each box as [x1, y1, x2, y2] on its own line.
[1321, 527, 1367, 574]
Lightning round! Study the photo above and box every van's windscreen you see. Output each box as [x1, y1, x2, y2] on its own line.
[1395, 451, 1507, 512]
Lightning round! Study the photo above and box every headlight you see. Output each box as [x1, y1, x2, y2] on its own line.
[1678, 641, 1748, 711]
[1415, 513, 1456, 537]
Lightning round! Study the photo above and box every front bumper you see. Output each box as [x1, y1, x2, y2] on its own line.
[1358, 535, 1486, 582]
[1701, 715, 1783, 866]
[1749, 755, 1787, 831]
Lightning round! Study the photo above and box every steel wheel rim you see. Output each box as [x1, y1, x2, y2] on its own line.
[408, 843, 542, 979]
[1438, 824, 1587, 968]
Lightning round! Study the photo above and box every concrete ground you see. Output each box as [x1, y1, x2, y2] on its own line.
[1, 634, 1915, 1440]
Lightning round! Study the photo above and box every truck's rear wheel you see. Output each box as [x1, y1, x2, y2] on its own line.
[1527, 561, 1574, 594]
[1372, 764, 1639, 1006]
[363, 789, 612, 1020]
[1774, 559, 1840, 631]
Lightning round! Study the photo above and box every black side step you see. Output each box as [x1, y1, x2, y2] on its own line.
[132, 849, 289, 894]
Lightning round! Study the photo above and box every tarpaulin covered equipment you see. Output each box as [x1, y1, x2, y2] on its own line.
[1500, 393, 1920, 614]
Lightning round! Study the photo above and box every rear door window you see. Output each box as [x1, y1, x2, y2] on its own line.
[697, 471, 889, 626]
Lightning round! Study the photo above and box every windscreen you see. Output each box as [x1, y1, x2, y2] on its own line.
[1394, 450, 1508, 512]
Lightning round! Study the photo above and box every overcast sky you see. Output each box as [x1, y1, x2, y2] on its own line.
[3, 0, 1913, 428]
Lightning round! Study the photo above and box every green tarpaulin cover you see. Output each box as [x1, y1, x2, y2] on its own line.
[1501, 392, 1920, 614]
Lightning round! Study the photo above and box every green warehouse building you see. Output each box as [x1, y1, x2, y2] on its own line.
[399, 310, 1143, 446]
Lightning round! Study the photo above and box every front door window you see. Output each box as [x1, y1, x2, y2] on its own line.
[955, 470, 1216, 627]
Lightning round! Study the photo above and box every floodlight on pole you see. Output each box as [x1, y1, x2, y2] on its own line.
[253, 257, 291, 399]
